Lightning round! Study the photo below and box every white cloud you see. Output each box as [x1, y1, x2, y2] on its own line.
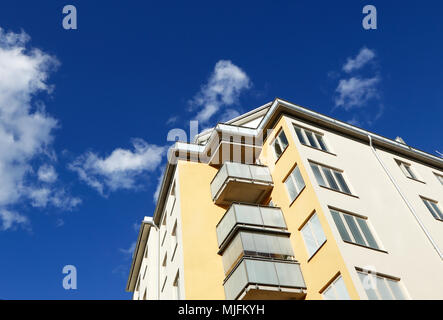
[0, 27, 79, 229]
[37, 164, 57, 183]
[69, 138, 166, 195]
[343, 47, 375, 73]
[189, 60, 251, 123]
[27, 187, 81, 210]
[335, 76, 380, 110]
[119, 242, 136, 258]
[347, 116, 361, 127]
[166, 115, 179, 126]
[0, 209, 29, 231]
[28, 188, 51, 207]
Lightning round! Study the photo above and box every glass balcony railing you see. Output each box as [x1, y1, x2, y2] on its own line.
[221, 231, 294, 276]
[224, 258, 307, 300]
[216, 203, 287, 248]
[210, 162, 273, 205]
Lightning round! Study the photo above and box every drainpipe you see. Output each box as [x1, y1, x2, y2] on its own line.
[368, 135, 443, 260]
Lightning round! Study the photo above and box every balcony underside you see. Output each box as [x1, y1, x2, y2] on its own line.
[214, 180, 273, 206]
[240, 285, 307, 300]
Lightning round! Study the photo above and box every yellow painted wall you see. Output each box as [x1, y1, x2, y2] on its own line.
[177, 114, 361, 300]
[177, 160, 227, 299]
[260, 116, 361, 300]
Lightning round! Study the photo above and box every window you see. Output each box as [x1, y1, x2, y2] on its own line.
[143, 265, 148, 279]
[422, 198, 443, 221]
[284, 165, 306, 203]
[161, 253, 167, 292]
[161, 214, 167, 246]
[144, 245, 148, 259]
[357, 271, 407, 300]
[293, 125, 329, 152]
[396, 160, 419, 180]
[435, 173, 443, 186]
[273, 130, 289, 160]
[301, 213, 327, 258]
[135, 276, 140, 292]
[161, 276, 167, 293]
[322, 275, 350, 300]
[330, 209, 380, 250]
[171, 220, 178, 260]
[310, 162, 352, 194]
[161, 228, 167, 246]
[173, 271, 181, 300]
[169, 182, 176, 216]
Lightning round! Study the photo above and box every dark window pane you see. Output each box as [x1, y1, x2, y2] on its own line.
[333, 171, 351, 194]
[356, 217, 379, 249]
[292, 166, 305, 193]
[305, 131, 319, 149]
[423, 200, 440, 220]
[311, 164, 326, 187]
[315, 134, 328, 151]
[274, 140, 282, 158]
[278, 131, 288, 150]
[322, 167, 339, 190]
[343, 214, 366, 246]
[404, 165, 417, 180]
[330, 210, 352, 242]
[294, 127, 306, 145]
[430, 202, 443, 220]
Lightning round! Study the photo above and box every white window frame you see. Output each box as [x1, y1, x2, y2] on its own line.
[171, 220, 178, 261]
[161, 213, 167, 246]
[357, 270, 407, 300]
[322, 275, 350, 300]
[330, 209, 381, 250]
[284, 165, 306, 203]
[434, 173, 443, 186]
[310, 162, 352, 195]
[396, 160, 419, 181]
[421, 197, 443, 221]
[272, 129, 289, 160]
[143, 265, 148, 279]
[301, 213, 327, 258]
[173, 271, 181, 300]
[293, 124, 330, 152]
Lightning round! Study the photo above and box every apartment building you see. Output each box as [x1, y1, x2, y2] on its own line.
[126, 98, 443, 300]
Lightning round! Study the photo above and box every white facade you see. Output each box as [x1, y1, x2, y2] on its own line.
[283, 115, 443, 299]
[132, 169, 186, 300]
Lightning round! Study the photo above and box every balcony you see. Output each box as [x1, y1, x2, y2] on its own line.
[210, 162, 273, 206]
[206, 124, 262, 165]
[216, 203, 287, 248]
[221, 230, 294, 276]
[224, 258, 307, 300]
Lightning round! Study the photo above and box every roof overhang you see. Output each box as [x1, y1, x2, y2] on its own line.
[125, 217, 155, 292]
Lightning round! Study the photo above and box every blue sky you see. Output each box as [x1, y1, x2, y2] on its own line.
[0, 1, 441, 299]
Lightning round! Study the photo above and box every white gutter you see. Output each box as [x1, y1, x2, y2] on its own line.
[368, 135, 443, 260]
